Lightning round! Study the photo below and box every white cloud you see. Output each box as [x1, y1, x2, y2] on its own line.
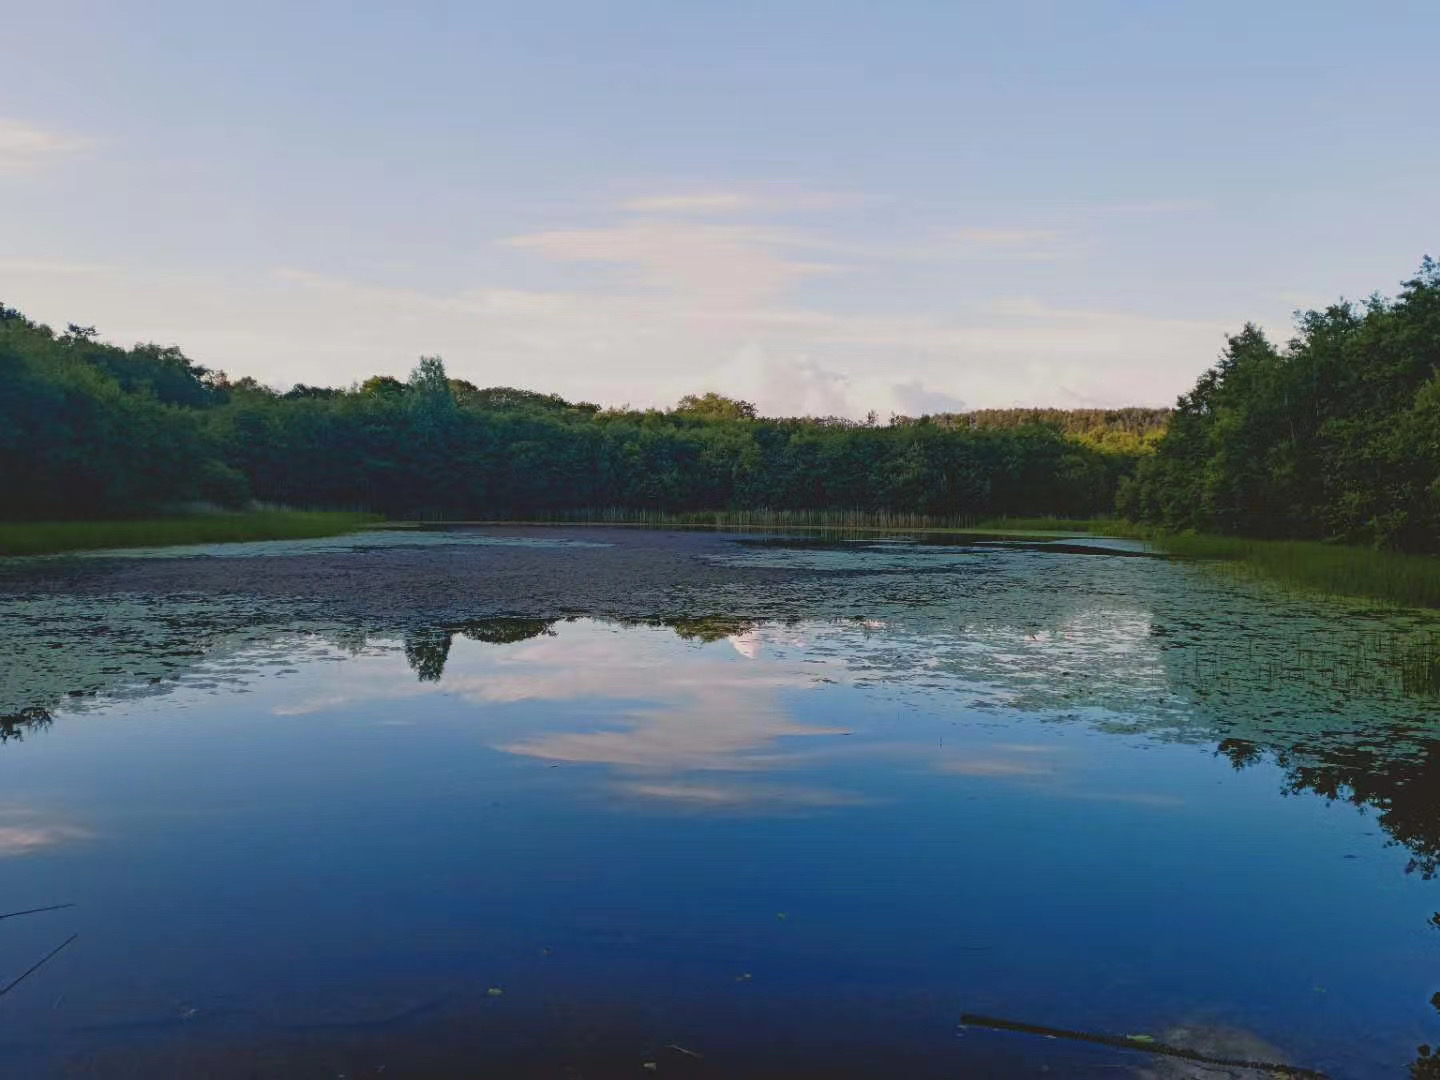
[0, 118, 91, 175]
[712, 344, 853, 417]
[888, 377, 967, 416]
[705, 345, 969, 419]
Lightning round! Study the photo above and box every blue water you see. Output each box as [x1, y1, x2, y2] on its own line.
[0, 535, 1437, 1077]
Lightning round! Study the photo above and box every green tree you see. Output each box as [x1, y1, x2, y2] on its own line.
[673, 392, 758, 421]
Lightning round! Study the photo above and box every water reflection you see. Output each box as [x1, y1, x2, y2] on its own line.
[5, 598, 1440, 869]
[6, 599, 1440, 879]
[0, 806, 92, 858]
[407, 612, 1440, 893]
[403, 618, 561, 682]
[1, 706, 51, 743]
[2, 532, 1440, 1075]
[1228, 737, 1440, 879]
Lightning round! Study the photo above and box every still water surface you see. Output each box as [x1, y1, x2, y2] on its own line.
[0, 529, 1437, 1078]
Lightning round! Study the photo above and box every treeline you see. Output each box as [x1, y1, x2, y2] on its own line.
[0, 309, 1147, 521]
[8, 260, 1438, 538]
[0, 316, 246, 517]
[1121, 259, 1440, 552]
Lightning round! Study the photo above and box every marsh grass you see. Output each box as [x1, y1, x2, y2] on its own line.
[1178, 625, 1440, 701]
[452, 508, 1138, 536]
[0, 511, 379, 557]
[1154, 534, 1440, 609]
[969, 518, 1440, 609]
[972, 516, 1142, 535]
[536, 507, 990, 530]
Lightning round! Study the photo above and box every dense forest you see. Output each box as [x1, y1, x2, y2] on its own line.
[931, 406, 1171, 456]
[1121, 258, 1440, 552]
[4, 259, 1437, 545]
[0, 306, 1144, 522]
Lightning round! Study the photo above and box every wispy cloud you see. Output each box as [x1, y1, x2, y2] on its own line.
[615, 780, 873, 809]
[0, 823, 94, 856]
[505, 220, 846, 307]
[621, 189, 872, 216]
[259, 244, 1227, 412]
[1089, 198, 1211, 218]
[0, 118, 92, 175]
[938, 758, 1053, 777]
[8, 181, 1239, 414]
[952, 227, 1067, 260]
[1054, 790, 1185, 808]
[0, 805, 93, 857]
[0, 257, 113, 275]
[623, 192, 753, 213]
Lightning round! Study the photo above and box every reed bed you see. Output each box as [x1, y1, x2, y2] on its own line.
[967, 518, 1440, 609]
[1155, 534, 1440, 609]
[476, 507, 1137, 535]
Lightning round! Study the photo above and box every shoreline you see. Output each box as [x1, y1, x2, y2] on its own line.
[0, 511, 379, 557]
[6, 510, 1437, 611]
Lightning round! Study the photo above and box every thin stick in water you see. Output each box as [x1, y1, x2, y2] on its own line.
[957, 1012, 1329, 1080]
[0, 934, 79, 1000]
[0, 903, 74, 922]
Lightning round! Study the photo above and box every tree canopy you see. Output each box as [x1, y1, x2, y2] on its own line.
[1121, 259, 1440, 551]
[0, 303, 1145, 522]
[14, 260, 1435, 539]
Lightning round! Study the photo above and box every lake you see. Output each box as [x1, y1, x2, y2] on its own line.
[0, 526, 1437, 1078]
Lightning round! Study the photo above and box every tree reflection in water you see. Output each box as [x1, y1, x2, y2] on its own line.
[4, 601, 1439, 1068]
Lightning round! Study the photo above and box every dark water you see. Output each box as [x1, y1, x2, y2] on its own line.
[1, 528, 1438, 1078]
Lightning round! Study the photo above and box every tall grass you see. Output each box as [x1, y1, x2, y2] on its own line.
[971, 516, 1145, 535]
[0, 511, 380, 557]
[1150, 533, 1440, 609]
[976, 520, 1440, 608]
[964, 518, 1440, 609]
[442, 508, 1134, 534]
[530, 507, 991, 530]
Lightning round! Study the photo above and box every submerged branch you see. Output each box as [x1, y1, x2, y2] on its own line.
[0, 934, 79, 1000]
[0, 903, 74, 922]
[958, 1012, 1329, 1079]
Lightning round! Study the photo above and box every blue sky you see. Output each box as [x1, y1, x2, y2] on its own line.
[2, 0, 1436, 416]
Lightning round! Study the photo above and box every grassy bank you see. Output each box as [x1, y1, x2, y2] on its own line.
[0, 511, 380, 557]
